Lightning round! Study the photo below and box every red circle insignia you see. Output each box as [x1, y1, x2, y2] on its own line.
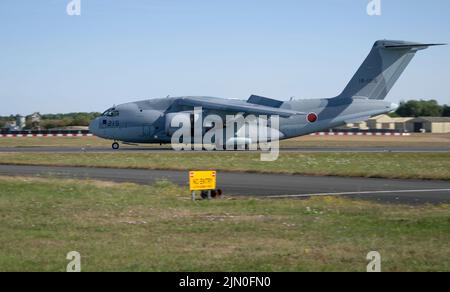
[307, 113, 318, 123]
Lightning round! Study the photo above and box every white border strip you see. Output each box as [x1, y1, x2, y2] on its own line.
[267, 189, 450, 198]
[0, 132, 412, 138]
[310, 132, 411, 136]
[0, 134, 93, 138]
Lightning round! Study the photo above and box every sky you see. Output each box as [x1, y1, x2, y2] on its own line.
[0, 0, 449, 115]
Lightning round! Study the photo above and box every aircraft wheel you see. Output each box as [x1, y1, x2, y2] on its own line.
[112, 142, 120, 150]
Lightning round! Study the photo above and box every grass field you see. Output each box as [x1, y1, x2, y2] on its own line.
[0, 152, 449, 180]
[0, 176, 449, 272]
[0, 134, 449, 149]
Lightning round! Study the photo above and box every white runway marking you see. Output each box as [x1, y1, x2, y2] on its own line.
[267, 189, 450, 198]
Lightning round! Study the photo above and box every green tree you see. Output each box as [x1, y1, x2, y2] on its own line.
[38, 112, 100, 128]
[443, 105, 450, 117]
[72, 116, 91, 126]
[396, 100, 443, 117]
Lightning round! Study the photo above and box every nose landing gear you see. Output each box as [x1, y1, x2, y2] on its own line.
[112, 142, 120, 150]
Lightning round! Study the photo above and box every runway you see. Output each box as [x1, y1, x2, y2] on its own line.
[0, 146, 449, 153]
[1, 164, 449, 205]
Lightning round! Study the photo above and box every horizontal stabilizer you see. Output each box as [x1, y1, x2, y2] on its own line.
[383, 42, 446, 50]
[247, 95, 284, 108]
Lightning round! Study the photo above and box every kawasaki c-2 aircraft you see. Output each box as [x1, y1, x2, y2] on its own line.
[89, 40, 444, 150]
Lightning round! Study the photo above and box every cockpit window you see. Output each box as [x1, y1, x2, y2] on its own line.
[102, 108, 120, 117]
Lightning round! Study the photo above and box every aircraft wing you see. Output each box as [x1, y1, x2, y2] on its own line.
[177, 96, 305, 118]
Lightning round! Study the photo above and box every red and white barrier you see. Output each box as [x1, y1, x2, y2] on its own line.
[0, 132, 411, 138]
[0, 133, 93, 138]
[309, 132, 411, 137]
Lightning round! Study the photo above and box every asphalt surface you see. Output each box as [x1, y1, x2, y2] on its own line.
[1, 146, 449, 153]
[1, 164, 449, 205]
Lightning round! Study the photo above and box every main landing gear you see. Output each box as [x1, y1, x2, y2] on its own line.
[112, 142, 120, 150]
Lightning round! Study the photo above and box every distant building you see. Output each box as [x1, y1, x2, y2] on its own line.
[342, 120, 369, 131]
[4, 121, 19, 131]
[405, 117, 450, 133]
[29, 112, 42, 129]
[15, 115, 26, 130]
[366, 115, 414, 132]
[339, 115, 450, 134]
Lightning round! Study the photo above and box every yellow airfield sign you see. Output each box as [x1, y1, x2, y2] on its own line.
[189, 171, 217, 191]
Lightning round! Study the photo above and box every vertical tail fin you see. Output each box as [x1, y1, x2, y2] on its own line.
[336, 40, 444, 100]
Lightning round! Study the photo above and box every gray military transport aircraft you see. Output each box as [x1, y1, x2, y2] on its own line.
[89, 40, 444, 150]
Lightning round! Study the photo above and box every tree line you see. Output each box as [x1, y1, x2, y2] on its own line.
[393, 100, 450, 118]
[0, 112, 101, 130]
